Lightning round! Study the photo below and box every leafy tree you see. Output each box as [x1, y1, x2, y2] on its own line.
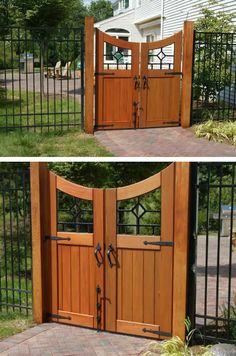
[193, 0, 235, 118]
[88, 0, 113, 23]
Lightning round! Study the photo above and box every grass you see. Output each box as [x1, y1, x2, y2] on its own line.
[0, 89, 112, 156]
[0, 131, 112, 157]
[194, 120, 236, 146]
[0, 90, 81, 129]
[0, 312, 33, 340]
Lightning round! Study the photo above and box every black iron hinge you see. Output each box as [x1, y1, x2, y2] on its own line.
[164, 71, 183, 76]
[94, 124, 114, 128]
[143, 241, 174, 247]
[45, 236, 71, 241]
[162, 121, 179, 125]
[47, 313, 71, 320]
[95, 72, 115, 76]
[143, 328, 172, 337]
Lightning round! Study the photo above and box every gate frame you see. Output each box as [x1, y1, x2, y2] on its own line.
[84, 19, 194, 133]
[30, 162, 191, 340]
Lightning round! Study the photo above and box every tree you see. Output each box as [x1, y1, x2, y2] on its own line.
[193, 0, 236, 118]
[11, 0, 78, 94]
[88, 0, 113, 23]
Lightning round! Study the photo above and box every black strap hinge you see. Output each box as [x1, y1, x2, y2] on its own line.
[94, 124, 114, 128]
[162, 121, 179, 125]
[95, 72, 115, 76]
[143, 328, 172, 337]
[143, 241, 174, 247]
[164, 71, 183, 76]
[45, 236, 71, 241]
[47, 313, 71, 320]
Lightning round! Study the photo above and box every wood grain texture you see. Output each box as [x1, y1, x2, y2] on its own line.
[117, 172, 160, 201]
[140, 32, 182, 128]
[56, 232, 93, 246]
[85, 16, 94, 134]
[30, 163, 43, 323]
[172, 162, 191, 340]
[105, 189, 117, 331]
[117, 320, 160, 338]
[95, 30, 139, 130]
[94, 189, 105, 329]
[56, 175, 93, 200]
[181, 21, 194, 128]
[117, 235, 161, 250]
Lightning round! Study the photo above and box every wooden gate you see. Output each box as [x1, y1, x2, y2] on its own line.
[30, 163, 190, 340]
[95, 30, 182, 129]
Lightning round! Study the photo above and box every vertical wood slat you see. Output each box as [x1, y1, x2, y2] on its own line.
[94, 189, 105, 329]
[181, 21, 194, 128]
[85, 16, 94, 134]
[71, 247, 80, 313]
[132, 251, 143, 323]
[158, 164, 175, 332]
[49, 172, 58, 319]
[62, 246, 71, 311]
[30, 163, 46, 323]
[122, 250, 133, 321]
[105, 189, 117, 331]
[172, 162, 191, 340]
[143, 251, 155, 325]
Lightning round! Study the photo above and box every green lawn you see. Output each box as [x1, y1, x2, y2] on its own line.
[0, 90, 112, 156]
[0, 90, 81, 129]
[0, 131, 112, 156]
[0, 312, 33, 340]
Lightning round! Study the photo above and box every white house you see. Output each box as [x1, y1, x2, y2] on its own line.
[94, 0, 236, 43]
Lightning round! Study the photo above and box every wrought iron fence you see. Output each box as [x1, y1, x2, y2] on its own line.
[189, 162, 236, 344]
[0, 27, 84, 131]
[191, 31, 236, 124]
[0, 166, 32, 315]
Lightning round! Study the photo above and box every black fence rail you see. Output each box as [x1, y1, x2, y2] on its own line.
[189, 163, 236, 344]
[191, 31, 236, 124]
[0, 167, 32, 315]
[0, 27, 84, 132]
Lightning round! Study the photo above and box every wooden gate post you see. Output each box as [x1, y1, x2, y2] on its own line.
[85, 16, 94, 134]
[30, 163, 50, 324]
[172, 162, 191, 340]
[181, 21, 194, 128]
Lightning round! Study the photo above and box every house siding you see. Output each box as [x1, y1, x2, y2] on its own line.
[163, 0, 236, 38]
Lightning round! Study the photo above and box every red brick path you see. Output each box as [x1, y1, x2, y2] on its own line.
[95, 127, 236, 157]
[0, 323, 150, 355]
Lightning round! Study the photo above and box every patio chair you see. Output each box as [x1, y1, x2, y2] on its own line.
[58, 61, 71, 79]
[45, 61, 61, 78]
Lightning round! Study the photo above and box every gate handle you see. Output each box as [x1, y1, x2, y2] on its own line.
[107, 244, 114, 268]
[142, 75, 149, 89]
[133, 75, 140, 89]
[94, 243, 103, 268]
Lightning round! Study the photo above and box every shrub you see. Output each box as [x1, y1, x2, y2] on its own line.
[194, 120, 236, 146]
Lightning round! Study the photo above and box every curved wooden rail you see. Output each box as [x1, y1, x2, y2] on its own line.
[117, 171, 161, 201]
[97, 29, 135, 49]
[51, 172, 93, 201]
[147, 31, 182, 50]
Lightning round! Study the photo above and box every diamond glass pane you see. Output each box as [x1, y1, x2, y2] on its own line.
[117, 188, 161, 235]
[57, 190, 93, 233]
[148, 43, 174, 70]
[104, 42, 132, 70]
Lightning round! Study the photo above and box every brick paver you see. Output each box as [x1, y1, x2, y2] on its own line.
[95, 127, 236, 157]
[196, 235, 236, 325]
[0, 323, 150, 356]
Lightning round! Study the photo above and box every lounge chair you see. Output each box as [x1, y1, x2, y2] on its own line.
[58, 62, 71, 79]
[45, 61, 61, 78]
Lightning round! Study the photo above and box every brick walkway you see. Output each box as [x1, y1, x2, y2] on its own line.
[0, 323, 150, 356]
[95, 127, 236, 157]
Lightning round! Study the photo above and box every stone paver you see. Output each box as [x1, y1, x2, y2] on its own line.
[0, 323, 150, 356]
[95, 127, 236, 157]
